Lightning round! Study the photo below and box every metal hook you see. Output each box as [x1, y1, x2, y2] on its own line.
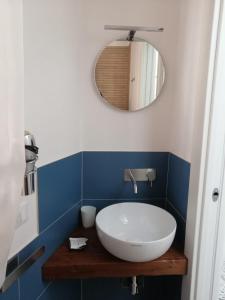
[127, 30, 136, 41]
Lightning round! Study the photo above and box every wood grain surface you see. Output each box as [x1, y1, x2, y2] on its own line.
[42, 227, 188, 280]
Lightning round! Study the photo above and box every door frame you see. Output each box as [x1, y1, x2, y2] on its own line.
[182, 0, 225, 299]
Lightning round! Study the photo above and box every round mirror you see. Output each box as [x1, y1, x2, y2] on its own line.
[95, 39, 165, 112]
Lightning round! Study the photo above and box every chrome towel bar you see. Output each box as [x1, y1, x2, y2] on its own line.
[0, 246, 45, 293]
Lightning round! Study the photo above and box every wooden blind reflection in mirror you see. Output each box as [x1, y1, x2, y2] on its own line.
[95, 43, 130, 110]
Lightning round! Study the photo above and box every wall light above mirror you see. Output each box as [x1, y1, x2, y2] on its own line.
[94, 38, 166, 112]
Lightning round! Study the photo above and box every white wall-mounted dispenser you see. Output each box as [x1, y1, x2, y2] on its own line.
[8, 131, 40, 261]
[23, 131, 39, 196]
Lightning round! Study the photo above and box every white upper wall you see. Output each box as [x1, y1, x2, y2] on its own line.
[80, 0, 180, 153]
[23, 0, 213, 166]
[23, 0, 83, 166]
[169, 0, 214, 162]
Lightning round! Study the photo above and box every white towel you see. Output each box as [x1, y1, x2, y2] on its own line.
[0, 0, 25, 287]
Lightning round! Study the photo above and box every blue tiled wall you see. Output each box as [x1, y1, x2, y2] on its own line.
[0, 151, 190, 300]
[82, 276, 182, 300]
[83, 151, 168, 207]
[82, 151, 190, 240]
[38, 155, 82, 231]
[0, 153, 82, 300]
[166, 153, 190, 245]
[82, 151, 190, 300]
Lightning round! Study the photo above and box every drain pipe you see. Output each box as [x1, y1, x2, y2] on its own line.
[131, 276, 138, 295]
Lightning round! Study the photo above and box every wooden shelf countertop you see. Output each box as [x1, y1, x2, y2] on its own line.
[42, 227, 188, 280]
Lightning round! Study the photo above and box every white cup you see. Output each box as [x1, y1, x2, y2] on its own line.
[81, 206, 97, 228]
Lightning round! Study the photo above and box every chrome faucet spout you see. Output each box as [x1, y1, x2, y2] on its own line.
[128, 169, 138, 194]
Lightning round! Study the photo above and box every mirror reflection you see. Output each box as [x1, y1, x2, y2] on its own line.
[95, 39, 165, 111]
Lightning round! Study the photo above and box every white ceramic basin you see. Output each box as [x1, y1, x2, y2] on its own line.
[96, 202, 177, 262]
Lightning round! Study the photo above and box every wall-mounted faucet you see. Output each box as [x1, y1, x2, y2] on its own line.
[127, 169, 138, 194]
[124, 168, 156, 194]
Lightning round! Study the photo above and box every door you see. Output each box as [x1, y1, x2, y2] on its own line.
[194, 0, 225, 299]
